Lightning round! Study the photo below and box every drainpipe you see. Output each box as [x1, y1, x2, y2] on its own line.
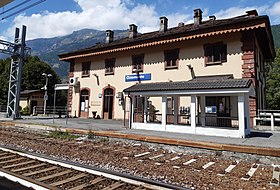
[125, 93, 132, 129]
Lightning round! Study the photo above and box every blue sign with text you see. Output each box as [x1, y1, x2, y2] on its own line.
[125, 73, 151, 82]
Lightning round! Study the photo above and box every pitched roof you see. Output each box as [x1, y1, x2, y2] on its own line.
[59, 11, 275, 61]
[123, 78, 252, 93]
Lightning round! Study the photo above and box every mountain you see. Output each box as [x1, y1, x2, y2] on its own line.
[271, 24, 280, 48]
[26, 29, 128, 78]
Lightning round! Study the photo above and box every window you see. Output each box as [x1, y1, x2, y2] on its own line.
[132, 54, 144, 73]
[164, 49, 179, 69]
[205, 96, 230, 115]
[204, 43, 227, 65]
[167, 97, 174, 114]
[82, 62, 90, 77]
[105, 58, 115, 75]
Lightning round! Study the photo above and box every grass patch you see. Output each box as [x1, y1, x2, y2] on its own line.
[87, 130, 96, 139]
[48, 130, 78, 139]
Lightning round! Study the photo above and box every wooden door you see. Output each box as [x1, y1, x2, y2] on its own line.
[103, 88, 114, 119]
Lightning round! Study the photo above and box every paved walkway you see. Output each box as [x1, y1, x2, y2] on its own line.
[1, 116, 280, 156]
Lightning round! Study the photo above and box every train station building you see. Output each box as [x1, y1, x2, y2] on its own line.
[58, 9, 275, 138]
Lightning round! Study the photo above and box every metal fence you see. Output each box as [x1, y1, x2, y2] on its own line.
[254, 109, 280, 131]
[33, 106, 68, 116]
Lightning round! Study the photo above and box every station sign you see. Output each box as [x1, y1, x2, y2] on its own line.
[125, 73, 151, 82]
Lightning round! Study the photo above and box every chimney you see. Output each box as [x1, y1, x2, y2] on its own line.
[105, 30, 114, 43]
[246, 10, 258, 16]
[178, 22, 184, 27]
[194, 9, 203, 25]
[209, 15, 216, 21]
[160, 16, 168, 32]
[129, 24, 137, 39]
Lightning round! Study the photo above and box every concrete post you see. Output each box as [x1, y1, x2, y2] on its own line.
[238, 94, 245, 138]
[271, 113, 275, 131]
[130, 95, 135, 128]
[191, 95, 196, 133]
[162, 96, 167, 130]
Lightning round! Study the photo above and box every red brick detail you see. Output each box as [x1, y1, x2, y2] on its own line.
[241, 54, 254, 60]
[242, 63, 254, 69]
[67, 71, 74, 112]
[241, 31, 257, 128]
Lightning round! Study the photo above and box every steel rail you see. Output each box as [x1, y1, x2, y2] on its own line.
[0, 167, 58, 190]
[0, 145, 189, 190]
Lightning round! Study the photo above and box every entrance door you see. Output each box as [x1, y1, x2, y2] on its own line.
[103, 88, 114, 119]
[80, 89, 89, 118]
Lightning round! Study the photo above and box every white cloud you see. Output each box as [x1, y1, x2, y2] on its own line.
[4, 0, 279, 41]
[2, 0, 188, 40]
[213, 6, 267, 19]
[269, 1, 280, 16]
[211, 4, 280, 24]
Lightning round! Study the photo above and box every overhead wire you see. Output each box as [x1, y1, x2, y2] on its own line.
[1, 0, 46, 20]
[0, 0, 32, 16]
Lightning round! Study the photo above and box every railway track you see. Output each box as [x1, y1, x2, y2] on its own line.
[0, 146, 186, 190]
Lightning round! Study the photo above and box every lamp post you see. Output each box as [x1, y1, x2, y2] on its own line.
[42, 73, 52, 116]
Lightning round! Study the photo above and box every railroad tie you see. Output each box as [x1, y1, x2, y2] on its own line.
[11, 163, 47, 172]
[202, 162, 215, 170]
[134, 186, 146, 190]
[183, 158, 197, 166]
[50, 173, 87, 186]
[23, 166, 58, 177]
[149, 154, 164, 160]
[36, 169, 72, 181]
[241, 163, 259, 180]
[134, 152, 150, 158]
[218, 160, 239, 176]
[2, 160, 36, 169]
[0, 155, 17, 161]
[0, 157, 25, 165]
[113, 149, 124, 152]
[68, 177, 105, 190]
[0, 152, 11, 157]
[170, 156, 180, 161]
[101, 181, 124, 190]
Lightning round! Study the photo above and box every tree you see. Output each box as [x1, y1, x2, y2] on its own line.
[266, 48, 280, 109]
[22, 56, 60, 92]
[0, 56, 66, 107]
[0, 58, 11, 105]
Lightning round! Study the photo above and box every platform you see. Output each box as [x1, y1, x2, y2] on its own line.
[1, 117, 280, 157]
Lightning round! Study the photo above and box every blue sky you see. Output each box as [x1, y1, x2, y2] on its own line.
[0, 0, 280, 41]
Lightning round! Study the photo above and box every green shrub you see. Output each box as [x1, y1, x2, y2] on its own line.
[48, 130, 78, 139]
[21, 106, 30, 115]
